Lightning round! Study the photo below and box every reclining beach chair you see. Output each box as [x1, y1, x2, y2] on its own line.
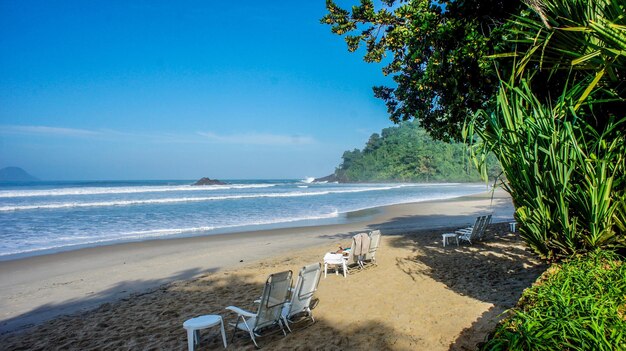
[456, 214, 492, 241]
[281, 263, 321, 331]
[344, 232, 369, 269]
[456, 216, 487, 245]
[455, 216, 485, 235]
[225, 270, 292, 348]
[472, 214, 492, 240]
[442, 215, 490, 247]
[364, 230, 381, 265]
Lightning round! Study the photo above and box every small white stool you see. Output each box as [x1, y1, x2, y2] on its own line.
[183, 314, 227, 350]
[509, 222, 517, 232]
[441, 233, 458, 247]
[323, 252, 347, 278]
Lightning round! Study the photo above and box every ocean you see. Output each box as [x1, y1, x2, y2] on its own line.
[0, 179, 487, 260]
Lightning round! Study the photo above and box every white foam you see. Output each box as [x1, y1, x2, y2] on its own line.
[0, 185, 416, 212]
[0, 210, 340, 257]
[0, 183, 275, 198]
[301, 177, 315, 183]
[121, 210, 339, 238]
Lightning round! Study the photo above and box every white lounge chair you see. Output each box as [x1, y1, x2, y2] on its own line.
[442, 215, 491, 246]
[281, 263, 321, 331]
[364, 230, 381, 265]
[457, 216, 487, 245]
[225, 270, 292, 348]
[457, 214, 492, 241]
[455, 216, 485, 235]
[480, 214, 492, 240]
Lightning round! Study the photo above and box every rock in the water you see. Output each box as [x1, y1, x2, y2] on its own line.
[313, 174, 339, 183]
[193, 177, 227, 186]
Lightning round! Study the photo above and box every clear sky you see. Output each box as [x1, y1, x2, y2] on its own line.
[0, 1, 395, 180]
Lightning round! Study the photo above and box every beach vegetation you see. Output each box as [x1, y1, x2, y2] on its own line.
[333, 120, 501, 182]
[323, 0, 625, 260]
[480, 250, 626, 350]
[467, 0, 626, 260]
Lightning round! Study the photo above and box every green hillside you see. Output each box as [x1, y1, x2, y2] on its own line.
[333, 121, 499, 182]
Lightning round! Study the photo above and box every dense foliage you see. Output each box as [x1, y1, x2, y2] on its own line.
[324, 0, 625, 259]
[333, 121, 499, 182]
[321, 0, 523, 141]
[480, 250, 626, 350]
[468, 0, 626, 260]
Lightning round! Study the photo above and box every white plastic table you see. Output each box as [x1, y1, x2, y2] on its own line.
[183, 314, 227, 350]
[441, 233, 458, 247]
[323, 252, 348, 278]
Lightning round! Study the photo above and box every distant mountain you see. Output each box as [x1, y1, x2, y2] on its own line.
[0, 167, 39, 181]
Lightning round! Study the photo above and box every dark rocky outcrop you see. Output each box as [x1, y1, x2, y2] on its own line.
[313, 174, 340, 183]
[0, 167, 39, 181]
[192, 177, 227, 186]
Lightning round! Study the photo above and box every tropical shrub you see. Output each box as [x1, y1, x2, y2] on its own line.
[468, 0, 626, 260]
[480, 250, 626, 350]
[468, 82, 625, 260]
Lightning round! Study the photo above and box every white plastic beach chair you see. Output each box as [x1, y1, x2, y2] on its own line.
[455, 216, 484, 235]
[281, 263, 321, 331]
[457, 216, 487, 245]
[457, 214, 492, 240]
[480, 214, 492, 239]
[442, 215, 490, 247]
[225, 270, 292, 348]
[364, 230, 381, 265]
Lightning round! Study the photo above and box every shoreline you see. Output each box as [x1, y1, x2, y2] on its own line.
[0, 182, 489, 262]
[0, 189, 514, 334]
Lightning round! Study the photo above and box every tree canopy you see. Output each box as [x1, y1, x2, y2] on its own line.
[333, 121, 499, 182]
[321, 0, 523, 141]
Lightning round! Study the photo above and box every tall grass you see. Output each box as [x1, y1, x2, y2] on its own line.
[480, 250, 626, 350]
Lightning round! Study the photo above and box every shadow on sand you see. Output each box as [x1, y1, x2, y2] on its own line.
[0, 268, 421, 350]
[0, 266, 219, 335]
[372, 217, 545, 350]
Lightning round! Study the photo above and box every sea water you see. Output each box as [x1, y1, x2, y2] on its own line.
[0, 179, 487, 259]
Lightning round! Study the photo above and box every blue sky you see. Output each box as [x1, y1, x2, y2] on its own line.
[0, 1, 394, 180]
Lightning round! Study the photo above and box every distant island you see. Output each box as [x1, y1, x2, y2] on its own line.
[0, 167, 39, 181]
[192, 177, 227, 186]
[317, 121, 500, 183]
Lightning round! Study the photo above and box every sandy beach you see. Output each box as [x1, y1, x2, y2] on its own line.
[0, 189, 546, 350]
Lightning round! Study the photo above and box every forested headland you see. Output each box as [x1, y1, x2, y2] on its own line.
[328, 121, 499, 183]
